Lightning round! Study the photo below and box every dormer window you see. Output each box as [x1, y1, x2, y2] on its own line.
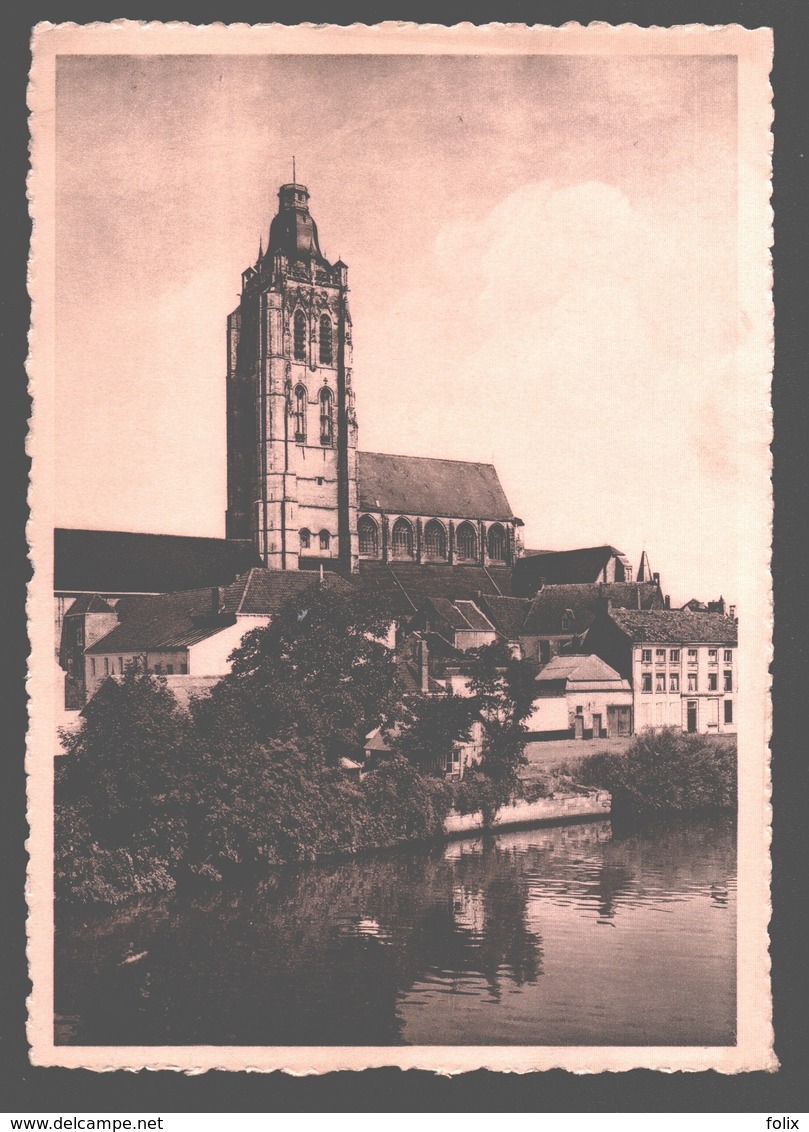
[293, 310, 306, 361]
[561, 609, 574, 631]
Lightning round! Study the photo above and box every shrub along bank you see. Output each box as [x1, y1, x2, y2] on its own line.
[55, 589, 534, 906]
[575, 728, 737, 816]
[56, 672, 456, 905]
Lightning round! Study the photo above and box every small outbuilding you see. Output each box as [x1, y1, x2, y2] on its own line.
[525, 654, 633, 740]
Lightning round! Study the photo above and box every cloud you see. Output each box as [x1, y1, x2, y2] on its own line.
[360, 179, 749, 601]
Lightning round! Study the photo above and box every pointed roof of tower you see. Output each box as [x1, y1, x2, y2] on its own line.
[637, 549, 653, 582]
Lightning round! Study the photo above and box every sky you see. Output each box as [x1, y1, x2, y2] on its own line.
[54, 51, 746, 606]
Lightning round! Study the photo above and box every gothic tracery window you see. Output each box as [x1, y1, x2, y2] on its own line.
[487, 523, 507, 562]
[293, 310, 307, 361]
[293, 385, 307, 442]
[391, 517, 414, 559]
[358, 515, 379, 556]
[319, 387, 334, 446]
[456, 521, 478, 561]
[319, 315, 333, 365]
[424, 519, 447, 560]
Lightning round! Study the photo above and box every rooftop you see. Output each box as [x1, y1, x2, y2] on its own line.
[55, 529, 262, 596]
[513, 545, 629, 591]
[606, 609, 738, 645]
[523, 582, 664, 635]
[357, 451, 514, 521]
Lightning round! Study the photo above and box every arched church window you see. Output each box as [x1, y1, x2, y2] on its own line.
[391, 517, 414, 559]
[424, 519, 447, 560]
[319, 387, 334, 446]
[319, 315, 333, 365]
[293, 385, 307, 442]
[300, 528, 311, 551]
[358, 515, 379, 556]
[487, 523, 507, 562]
[293, 310, 307, 361]
[456, 521, 478, 561]
[319, 530, 330, 552]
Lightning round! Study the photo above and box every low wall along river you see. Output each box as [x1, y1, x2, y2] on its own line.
[443, 790, 612, 836]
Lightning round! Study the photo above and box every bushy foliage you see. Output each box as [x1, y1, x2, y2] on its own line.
[577, 728, 737, 815]
[212, 586, 399, 763]
[461, 641, 536, 808]
[452, 769, 509, 823]
[360, 756, 453, 844]
[385, 694, 476, 772]
[55, 671, 195, 902]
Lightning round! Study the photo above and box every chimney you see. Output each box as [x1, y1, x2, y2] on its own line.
[653, 572, 660, 586]
[319, 563, 324, 586]
[420, 637, 430, 694]
[665, 594, 671, 610]
[729, 604, 736, 619]
[636, 586, 641, 610]
[211, 586, 223, 615]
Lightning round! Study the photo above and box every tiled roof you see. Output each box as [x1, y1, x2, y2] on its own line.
[64, 594, 116, 617]
[452, 601, 496, 633]
[357, 561, 513, 611]
[357, 451, 513, 521]
[523, 583, 663, 635]
[536, 654, 629, 688]
[55, 529, 262, 595]
[513, 545, 627, 591]
[220, 567, 354, 616]
[163, 675, 220, 712]
[479, 595, 533, 639]
[607, 609, 738, 645]
[85, 588, 231, 654]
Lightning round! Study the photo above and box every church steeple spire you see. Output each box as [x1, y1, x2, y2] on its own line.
[637, 549, 653, 582]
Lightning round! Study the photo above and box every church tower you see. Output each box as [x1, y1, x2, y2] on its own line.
[226, 182, 359, 572]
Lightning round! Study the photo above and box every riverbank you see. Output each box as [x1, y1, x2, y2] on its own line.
[444, 790, 612, 836]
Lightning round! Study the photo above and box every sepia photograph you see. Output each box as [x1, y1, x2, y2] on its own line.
[26, 20, 774, 1073]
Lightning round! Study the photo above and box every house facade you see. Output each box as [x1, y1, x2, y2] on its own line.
[524, 654, 633, 740]
[583, 609, 738, 735]
[82, 568, 354, 701]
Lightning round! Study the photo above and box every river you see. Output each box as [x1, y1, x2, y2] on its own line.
[55, 813, 736, 1047]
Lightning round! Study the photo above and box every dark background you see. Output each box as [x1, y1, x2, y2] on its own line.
[4, 0, 807, 1114]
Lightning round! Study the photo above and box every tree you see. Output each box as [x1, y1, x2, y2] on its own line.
[462, 641, 537, 799]
[58, 669, 194, 844]
[55, 669, 196, 902]
[385, 693, 477, 773]
[209, 585, 399, 762]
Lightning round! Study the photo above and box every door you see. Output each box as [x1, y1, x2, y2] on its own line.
[574, 714, 584, 739]
[592, 713, 602, 739]
[687, 701, 697, 733]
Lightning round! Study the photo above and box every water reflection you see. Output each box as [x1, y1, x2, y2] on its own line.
[55, 814, 735, 1047]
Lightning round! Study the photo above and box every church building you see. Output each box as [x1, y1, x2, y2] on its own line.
[224, 181, 522, 575]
